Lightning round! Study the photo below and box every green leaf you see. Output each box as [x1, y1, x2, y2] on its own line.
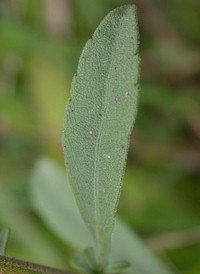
[0, 229, 9, 256]
[30, 158, 175, 274]
[112, 219, 174, 274]
[70, 247, 97, 274]
[70, 253, 91, 274]
[104, 260, 131, 273]
[63, 5, 140, 266]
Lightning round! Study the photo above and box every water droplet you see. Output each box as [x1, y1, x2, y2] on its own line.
[104, 154, 111, 159]
[89, 130, 93, 135]
[125, 91, 129, 96]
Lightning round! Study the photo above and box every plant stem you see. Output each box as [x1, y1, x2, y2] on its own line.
[0, 255, 74, 274]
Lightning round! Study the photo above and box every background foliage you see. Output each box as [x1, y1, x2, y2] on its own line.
[0, 0, 200, 273]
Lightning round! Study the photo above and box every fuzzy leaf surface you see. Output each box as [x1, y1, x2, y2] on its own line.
[63, 5, 139, 264]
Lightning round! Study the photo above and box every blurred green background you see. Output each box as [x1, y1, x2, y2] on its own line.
[0, 0, 200, 273]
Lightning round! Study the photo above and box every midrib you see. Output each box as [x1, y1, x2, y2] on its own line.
[92, 18, 123, 265]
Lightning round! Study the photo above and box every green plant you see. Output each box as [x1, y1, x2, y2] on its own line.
[0, 5, 175, 274]
[62, 4, 139, 273]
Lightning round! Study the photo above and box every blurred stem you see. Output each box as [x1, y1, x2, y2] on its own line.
[133, 0, 182, 47]
[145, 226, 200, 251]
[43, 0, 71, 37]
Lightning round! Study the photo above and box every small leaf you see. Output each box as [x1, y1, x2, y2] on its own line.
[105, 260, 131, 273]
[70, 247, 97, 274]
[0, 229, 9, 256]
[70, 253, 91, 274]
[63, 4, 140, 266]
[83, 247, 98, 270]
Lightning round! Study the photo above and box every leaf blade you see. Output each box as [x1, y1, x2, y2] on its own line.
[63, 5, 140, 265]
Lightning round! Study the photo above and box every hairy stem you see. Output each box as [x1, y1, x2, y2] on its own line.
[0, 255, 73, 274]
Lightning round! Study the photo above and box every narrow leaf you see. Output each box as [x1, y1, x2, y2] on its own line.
[105, 260, 131, 273]
[63, 5, 140, 266]
[70, 247, 97, 274]
[70, 254, 91, 274]
[0, 229, 9, 255]
[112, 219, 174, 274]
[30, 158, 175, 274]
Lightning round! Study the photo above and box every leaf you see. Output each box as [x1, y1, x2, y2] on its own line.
[70, 247, 97, 274]
[30, 158, 175, 274]
[0, 229, 9, 256]
[104, 260, 131, 273]
[63, 5, 140, 266]
[111, 219, 175, 274]
[70, 253, 91, 274]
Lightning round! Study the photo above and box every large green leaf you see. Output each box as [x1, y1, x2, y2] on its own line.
[0, 229, 9, 256]
[63, 5, 140, 265]
[30, 158, 175, 274]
